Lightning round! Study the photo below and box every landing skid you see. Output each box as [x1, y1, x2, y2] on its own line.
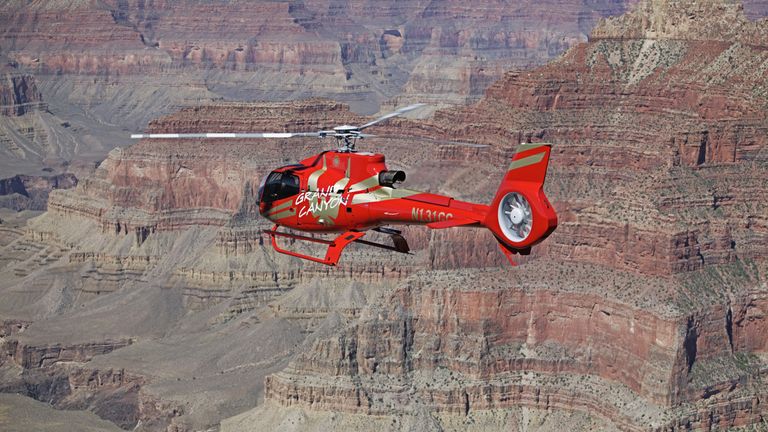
[264, 225, 410, 266]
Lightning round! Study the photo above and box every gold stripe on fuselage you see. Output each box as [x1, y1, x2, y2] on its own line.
[307, 155, 328, 191]
[266, 207, 296, 221]
[265, 199, 292, 216]
[348, 174, 379, 192]
[351, 186, 419, 205]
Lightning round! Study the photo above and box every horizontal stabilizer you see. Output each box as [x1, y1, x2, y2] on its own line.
[427, 218, 480, 230]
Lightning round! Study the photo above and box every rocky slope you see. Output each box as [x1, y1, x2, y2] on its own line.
[0, 62, 88, 208]
[0, 393, 122, 432]
[0, 55, 121, 177]
[0, 0, 635, 177]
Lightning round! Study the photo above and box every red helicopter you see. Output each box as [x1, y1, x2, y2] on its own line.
[132, 104, 557, 266]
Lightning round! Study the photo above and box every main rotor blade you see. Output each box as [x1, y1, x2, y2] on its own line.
[130, 132, 323, 139]
[376, 135, 489, 148]
[357, 103, 426, 130]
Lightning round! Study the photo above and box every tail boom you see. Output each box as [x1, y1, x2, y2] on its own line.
[365, 193, 488, 228]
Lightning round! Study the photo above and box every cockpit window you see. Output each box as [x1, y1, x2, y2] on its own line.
[260, 172, 300, 203]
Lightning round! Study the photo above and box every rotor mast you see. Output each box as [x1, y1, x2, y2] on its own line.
[330, 125, 365, 152]
[337, 134, 358, 152]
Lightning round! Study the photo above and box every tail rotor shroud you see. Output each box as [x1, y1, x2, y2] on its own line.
[484, 143, 558, 263]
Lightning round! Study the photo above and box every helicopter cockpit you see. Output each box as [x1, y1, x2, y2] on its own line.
[260, 171, 300, 203]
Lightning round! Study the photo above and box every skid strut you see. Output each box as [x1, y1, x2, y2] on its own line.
[264, 225, 410, 266]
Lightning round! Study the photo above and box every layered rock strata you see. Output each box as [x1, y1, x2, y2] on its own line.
[403, 0, 768, 276]
[262, 261, 768, 430]
[0, 173, 77, 210]
[0, 0, 636, 176]
[251, 1, 768, 430]
[1, 1, 767, 430]
[0, 66, 45, 116]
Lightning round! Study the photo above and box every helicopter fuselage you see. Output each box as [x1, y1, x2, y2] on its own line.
[257, 141, 558, 266]
[258, 150, 489, 232]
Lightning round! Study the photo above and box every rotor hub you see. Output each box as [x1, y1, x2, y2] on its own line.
[509, 207, 524, 225]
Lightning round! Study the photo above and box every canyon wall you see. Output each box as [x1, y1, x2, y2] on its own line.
[250, 1, 768, 430]
[0, 0, 636, 177]
[0, 0, 766, 431]
[0, 173, 77, 210]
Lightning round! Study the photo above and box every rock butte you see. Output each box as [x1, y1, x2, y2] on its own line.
[0, 0, 766, 431]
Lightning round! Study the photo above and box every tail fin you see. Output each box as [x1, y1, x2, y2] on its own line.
[484, 143, 558, 261]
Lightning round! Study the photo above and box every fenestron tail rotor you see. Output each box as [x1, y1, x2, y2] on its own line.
[130, 103, 427, 152]
[498, 192, 533, 242]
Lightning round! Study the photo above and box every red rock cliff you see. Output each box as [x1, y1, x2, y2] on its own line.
[258, 1, 768, 430]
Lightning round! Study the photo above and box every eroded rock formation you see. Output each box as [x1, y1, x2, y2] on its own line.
[0, 173, 77, 210]
[250, 1, 768, 430]
[0, 0, 635, 177]
[0, 67, 44, 117]
[0, 0, 766, 431]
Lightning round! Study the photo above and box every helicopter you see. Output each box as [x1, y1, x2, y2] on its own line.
[131, 104, 558, 266]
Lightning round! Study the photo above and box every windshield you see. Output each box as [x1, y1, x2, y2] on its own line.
[260, 171, 300, 203]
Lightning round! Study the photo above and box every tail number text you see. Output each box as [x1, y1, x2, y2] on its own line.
[412, 208, 453, 223]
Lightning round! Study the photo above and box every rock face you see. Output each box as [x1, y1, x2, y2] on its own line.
[0, 173, 77, 210]
[422, 0, 768, 276]
[262, 264, 768, 430]
[0, 67, 44, 116]
[248, 1, 768, 431]
[0, 0, 635, 100]
[0, 0, 635, 177]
